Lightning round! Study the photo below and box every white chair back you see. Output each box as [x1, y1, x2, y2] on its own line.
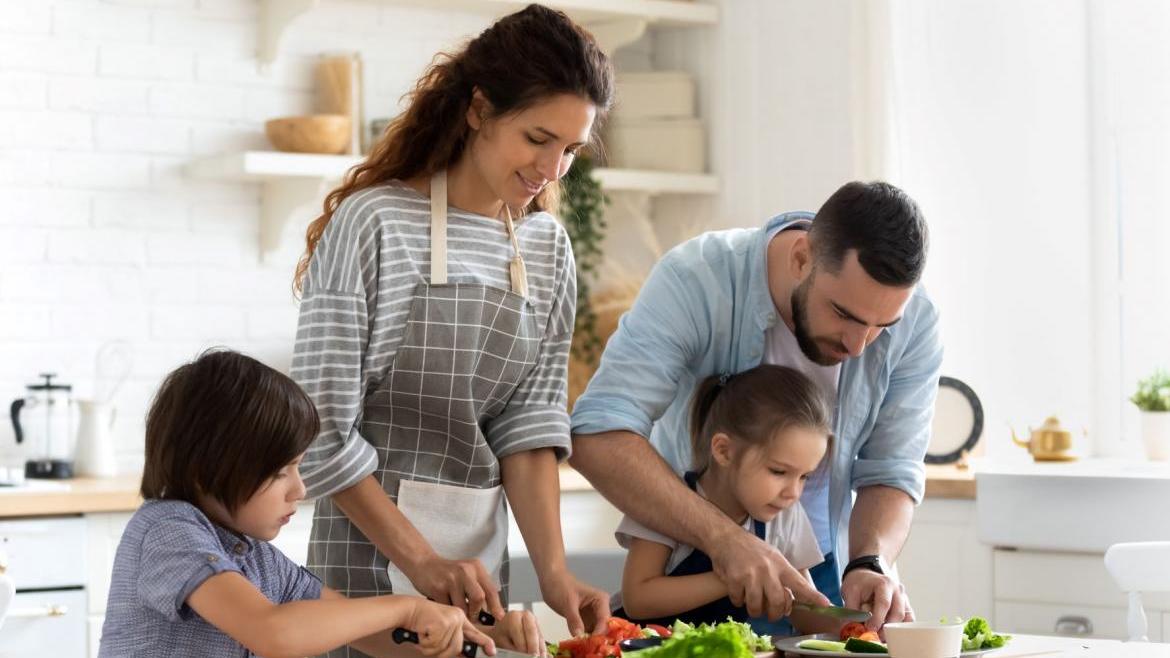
[1104, 541, 1170, 642]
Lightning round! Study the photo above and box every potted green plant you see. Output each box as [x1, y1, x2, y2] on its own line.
[1131, 369, 1170, 461]
[559, 155, 608, 367]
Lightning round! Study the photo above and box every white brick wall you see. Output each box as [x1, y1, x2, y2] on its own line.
[0, 0, 494, 468]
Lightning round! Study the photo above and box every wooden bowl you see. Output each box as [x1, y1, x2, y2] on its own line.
[264, 114, 351, 154]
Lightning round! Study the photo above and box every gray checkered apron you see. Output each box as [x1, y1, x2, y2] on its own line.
[307, 172, 540, 656]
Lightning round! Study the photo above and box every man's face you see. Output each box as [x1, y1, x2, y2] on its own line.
[790, 250, 915, 366]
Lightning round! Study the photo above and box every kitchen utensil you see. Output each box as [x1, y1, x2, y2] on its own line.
[264, 114, 352, 154]
[94, 340, 132, 405]
[774, 632, 1003, 657]
[619, 637, 663, 652]
[315, 53, 363, 154]
[73, 399, 117, 478]
[926, 376, 984, 464]
[9, 373, 75, 479]
[391, 628, 536, 658]
[792, 601, 872, 621]
[1011, 416, 1079, 462]
[883, 621, 963, 658]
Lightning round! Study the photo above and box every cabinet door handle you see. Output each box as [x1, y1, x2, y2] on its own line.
[7, 604, 68, 619]
[1054, 615, 1093, 636]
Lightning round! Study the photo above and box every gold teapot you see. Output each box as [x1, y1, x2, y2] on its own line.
[1012, 416, 1078, 462]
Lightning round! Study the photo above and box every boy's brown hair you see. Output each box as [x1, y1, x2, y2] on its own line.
[141, 349, 319, 513]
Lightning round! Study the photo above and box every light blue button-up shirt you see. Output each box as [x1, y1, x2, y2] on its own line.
[570, 212, 943, 571]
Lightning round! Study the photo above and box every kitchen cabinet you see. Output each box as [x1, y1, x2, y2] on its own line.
[990, 548, 1170, 641]
[0, 517, 89, 658]
[896, 497, 994, 623]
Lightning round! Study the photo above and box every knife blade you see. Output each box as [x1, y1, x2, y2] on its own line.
[392, 627, 540, 658]
[792, 602, 872, 621]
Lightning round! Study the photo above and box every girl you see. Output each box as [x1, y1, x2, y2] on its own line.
[612, 365, 831, 633]
[290, 4, 614, 650]
[99, 350, 539, 658]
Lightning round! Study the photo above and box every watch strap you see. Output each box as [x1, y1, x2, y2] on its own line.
[843, 554, 885, 578]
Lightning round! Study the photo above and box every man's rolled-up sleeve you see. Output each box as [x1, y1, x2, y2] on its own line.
[851, 298, 943, 504]
[570, 255, 708, 439]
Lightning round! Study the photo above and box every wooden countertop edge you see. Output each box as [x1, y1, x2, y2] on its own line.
[0, 464, 974, 518]
[0, 474, 144, 518]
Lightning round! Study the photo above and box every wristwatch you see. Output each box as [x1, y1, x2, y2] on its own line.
[842, 554, 887, 579]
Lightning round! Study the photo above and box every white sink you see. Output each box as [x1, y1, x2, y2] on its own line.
[975, 458, 1170, 551]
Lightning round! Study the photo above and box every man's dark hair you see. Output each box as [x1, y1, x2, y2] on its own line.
[141, 349, 319, 514]
[809, 181, 928, 286]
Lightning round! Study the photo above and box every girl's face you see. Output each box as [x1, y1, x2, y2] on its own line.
[719, 427, 828, 523]
[466, 92, 596, 209]
[201, 454, 306, 541]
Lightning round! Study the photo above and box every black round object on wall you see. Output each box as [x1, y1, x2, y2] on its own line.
[926, 376, 984, 464]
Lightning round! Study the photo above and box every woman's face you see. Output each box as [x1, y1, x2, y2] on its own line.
[467, 92, 597, 209]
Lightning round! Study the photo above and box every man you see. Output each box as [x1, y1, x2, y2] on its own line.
[569, 181, 941, 630]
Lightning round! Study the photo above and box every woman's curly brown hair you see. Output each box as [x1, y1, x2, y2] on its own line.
[294, 3, 614, 294]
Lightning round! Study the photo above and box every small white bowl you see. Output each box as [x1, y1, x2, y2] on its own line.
[883, 621, 964, 658]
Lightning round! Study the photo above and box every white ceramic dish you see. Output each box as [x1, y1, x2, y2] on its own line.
[773, 633, 1003, 657]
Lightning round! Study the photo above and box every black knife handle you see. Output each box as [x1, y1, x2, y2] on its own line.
[392, 628, 477, 658]
[477, 610, 496, 626]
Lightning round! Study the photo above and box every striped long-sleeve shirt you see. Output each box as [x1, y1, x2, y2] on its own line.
[291, 182, 576, 499]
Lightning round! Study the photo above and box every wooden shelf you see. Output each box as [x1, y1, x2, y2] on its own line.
[259, 0, 718, 67]
[186, 151, 719, 261]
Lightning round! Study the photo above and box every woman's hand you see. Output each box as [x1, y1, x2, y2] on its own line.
[407, 553, 508, 620]
[487, 610, 546, 657]
[538, 568, 610, 637]
[407, 598, 497, 658]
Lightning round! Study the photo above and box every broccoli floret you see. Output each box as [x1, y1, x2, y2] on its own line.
[964, 617, 991, 640]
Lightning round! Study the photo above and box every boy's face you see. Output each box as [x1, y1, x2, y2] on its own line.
[203, 454, 306, 541]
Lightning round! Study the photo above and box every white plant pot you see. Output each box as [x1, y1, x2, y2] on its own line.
[1140, 411, 1170, 461]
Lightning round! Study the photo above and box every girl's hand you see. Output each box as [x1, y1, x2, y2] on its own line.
[488, 610, 546, 657]
[408, 598, 497, 658]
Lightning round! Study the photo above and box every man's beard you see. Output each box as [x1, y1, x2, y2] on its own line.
[791, 279, 843, 366]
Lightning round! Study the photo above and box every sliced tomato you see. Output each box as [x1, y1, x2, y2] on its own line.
[839, 622, 869, 641]
[645, 624, 671, 638]
[857, 631, 881, 643]
[604, 617, 643, 642]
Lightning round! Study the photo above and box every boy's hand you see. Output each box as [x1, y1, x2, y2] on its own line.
[485, 610, 545, 657]
[408, 599, 497, 658]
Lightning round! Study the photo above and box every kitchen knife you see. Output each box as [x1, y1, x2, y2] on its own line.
[391, 628, 539, 658]
[791, 601, 872, 621]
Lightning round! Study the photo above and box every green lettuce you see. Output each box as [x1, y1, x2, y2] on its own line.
[635, 622, 754, 658]
[959, 616, 1010, 651]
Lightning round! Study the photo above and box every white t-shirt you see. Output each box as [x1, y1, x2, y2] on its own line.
[764, 221, 841, 555]
[610, 481, 823, 611]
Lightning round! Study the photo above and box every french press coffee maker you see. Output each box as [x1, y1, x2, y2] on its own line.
[10, 373, 75, 479]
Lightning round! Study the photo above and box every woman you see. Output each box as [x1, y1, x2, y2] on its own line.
[291, 4, 614, 655]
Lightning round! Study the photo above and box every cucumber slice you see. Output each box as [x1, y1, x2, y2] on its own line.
[795, 639, 848, 652]
[843, 637, 888, 654]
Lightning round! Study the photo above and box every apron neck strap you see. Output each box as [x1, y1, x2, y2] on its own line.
[429, 170, 448, 285]
[429, 169, 528, 297]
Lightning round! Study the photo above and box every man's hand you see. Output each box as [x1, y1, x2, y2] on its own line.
[538, 568, 610, 637]
[709, 528, 829, 620]
[841, 569, 914, 630]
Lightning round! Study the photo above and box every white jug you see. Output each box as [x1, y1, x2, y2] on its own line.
[74, 400, 118, 478]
